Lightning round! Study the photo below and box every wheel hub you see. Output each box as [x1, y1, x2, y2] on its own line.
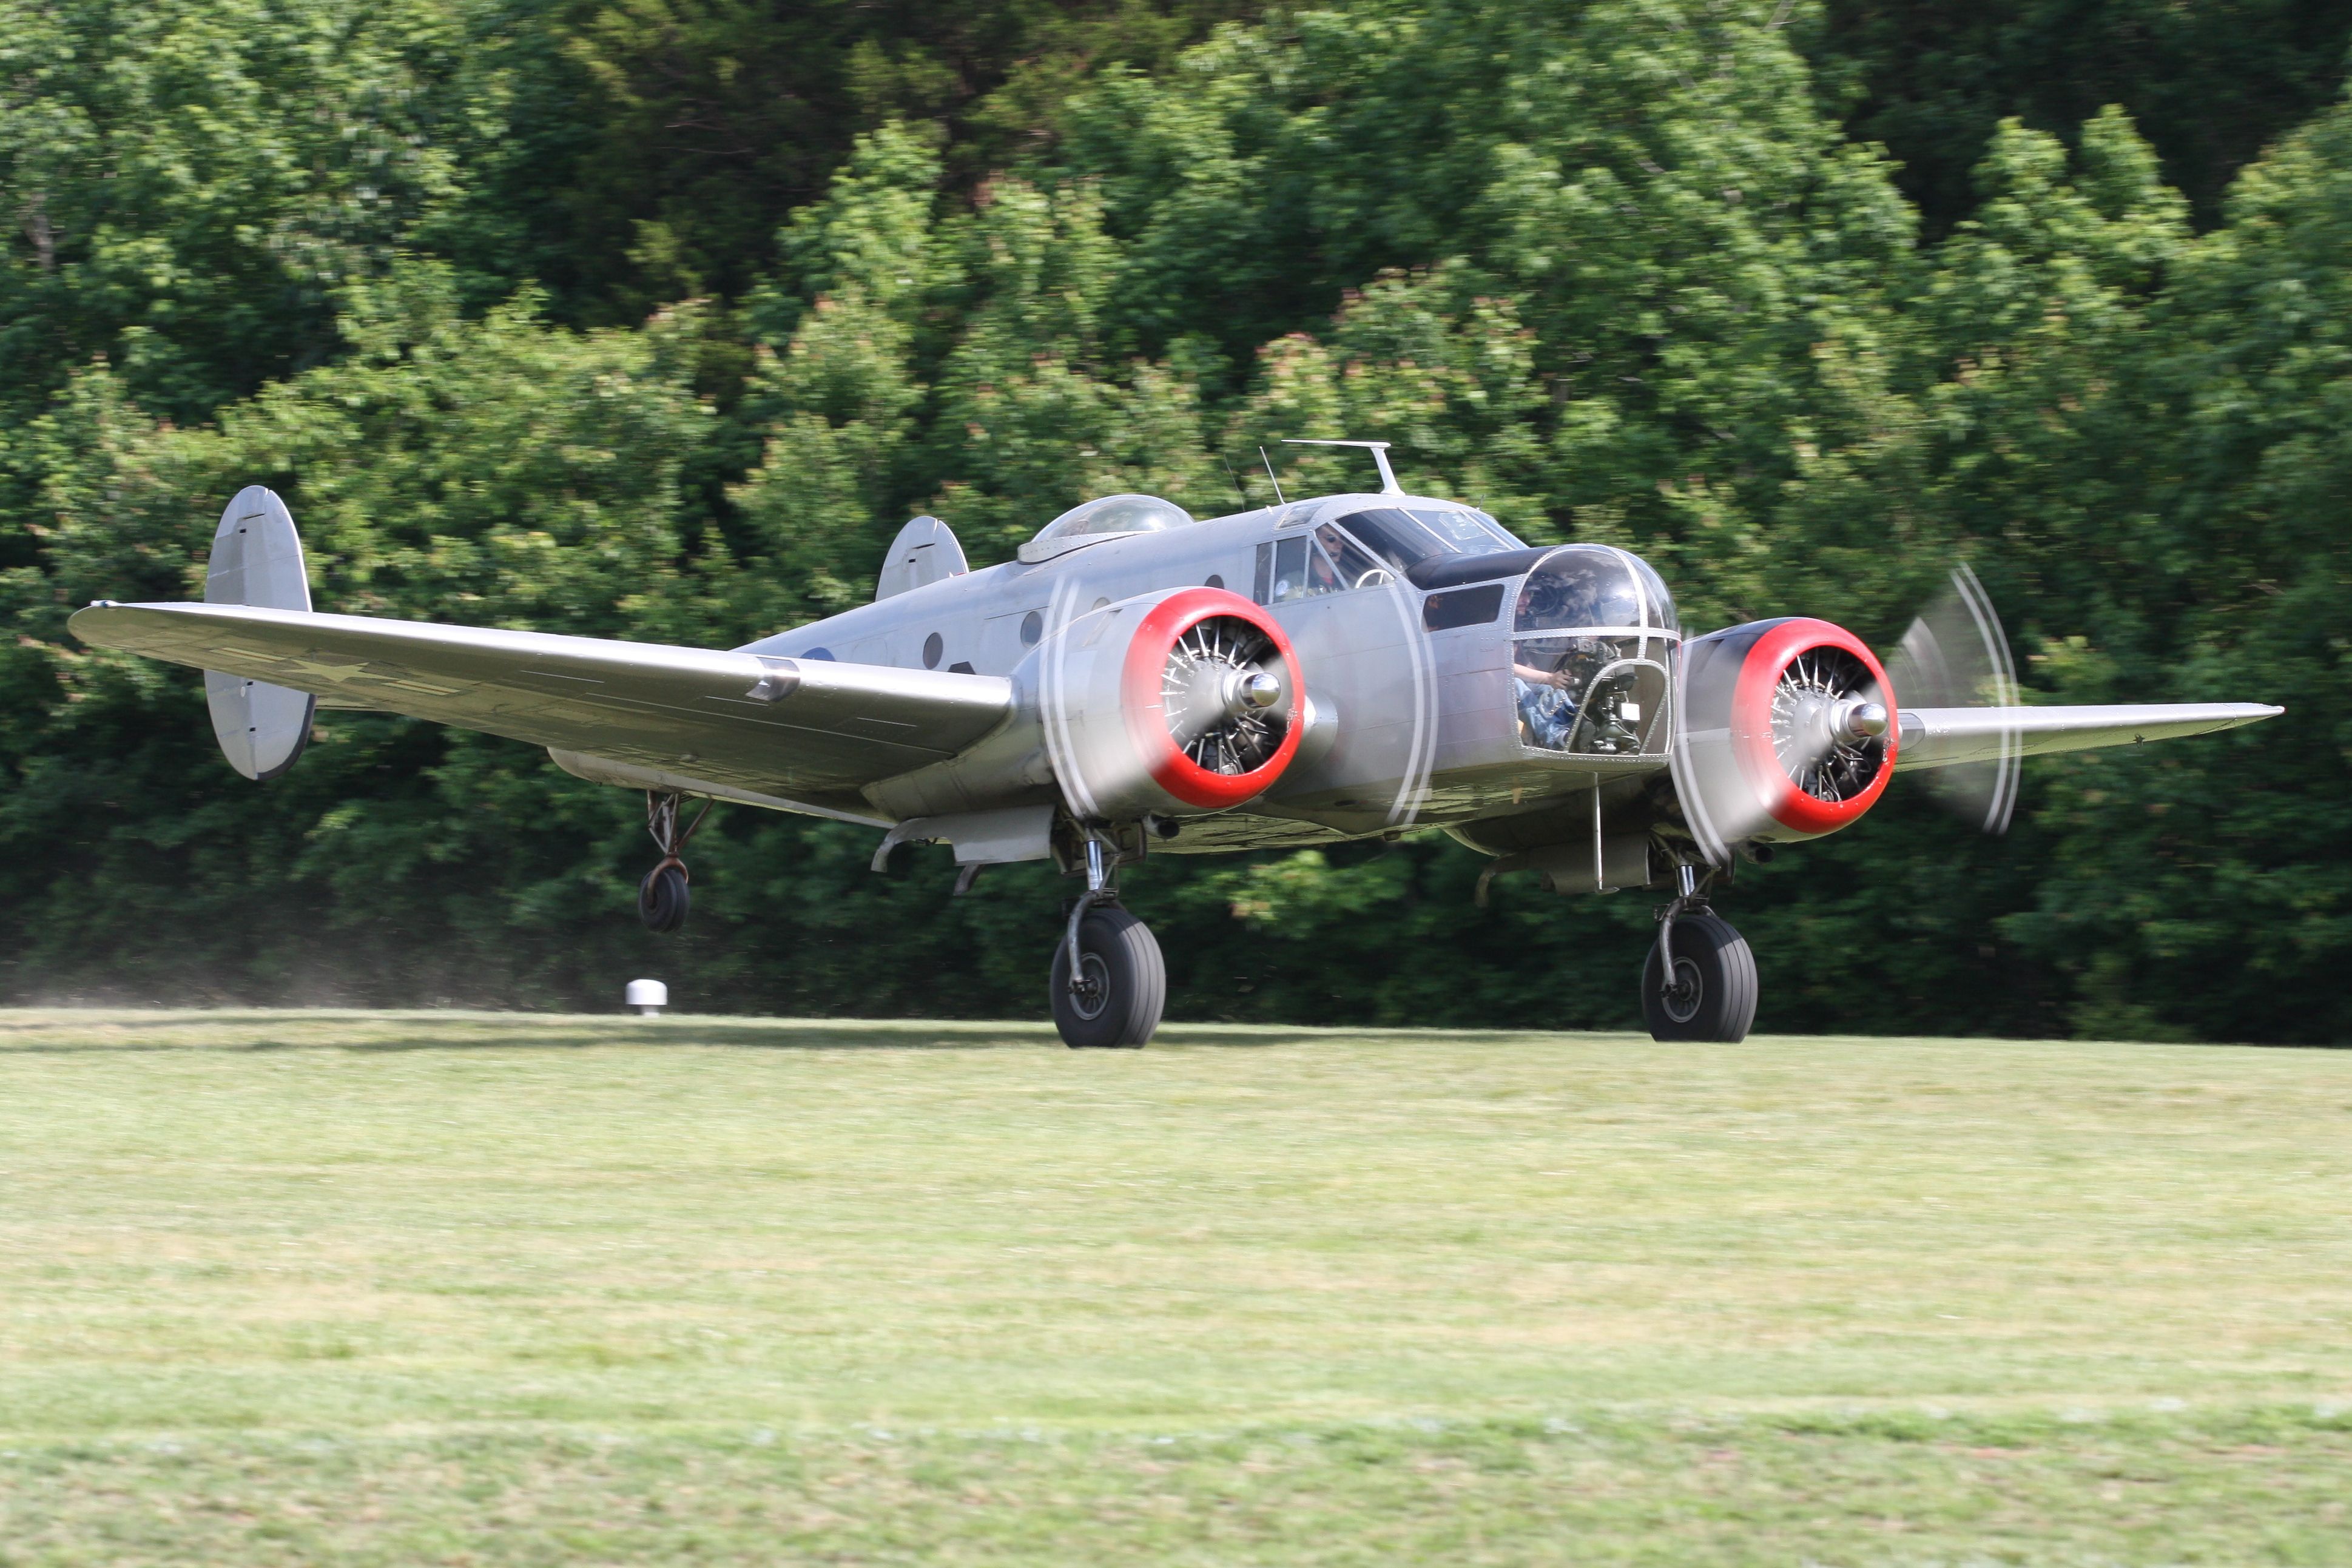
[1660, 957, 1703, 1024]
[1067, 953, 1111, 1020]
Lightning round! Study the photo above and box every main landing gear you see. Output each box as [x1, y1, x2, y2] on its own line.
[1643, 864, 1758, 1043]
[639, 791, 712, 935]
[1052, 837, 1167, 1049]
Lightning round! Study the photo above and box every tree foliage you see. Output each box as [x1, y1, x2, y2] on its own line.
[1802, 0, 2352, 235]
[1, 0, 2345, 1039]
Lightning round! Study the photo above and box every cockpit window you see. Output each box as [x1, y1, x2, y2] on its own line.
[1258, 534, 1346, 602]
[1314, 523, 1392, 590]
[1333, 506, 1520, 574]
[1018, 493, 1194, 562]
[1512, 545, 1675, 633]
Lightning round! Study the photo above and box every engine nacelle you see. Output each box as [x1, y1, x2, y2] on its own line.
[1042, 587, 1303, 823]
[1677, 616, 1898, 852]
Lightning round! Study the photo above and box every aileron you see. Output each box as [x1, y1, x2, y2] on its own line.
[67, 600, 1014, 800]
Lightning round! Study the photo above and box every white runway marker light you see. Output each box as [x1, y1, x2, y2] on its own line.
[625, 978, 668, 1017]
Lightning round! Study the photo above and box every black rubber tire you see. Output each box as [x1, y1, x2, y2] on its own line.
[1640, 910, 1758, 1043]
[638, 864, 691, 934]
[1050, 905, 1166, 1049]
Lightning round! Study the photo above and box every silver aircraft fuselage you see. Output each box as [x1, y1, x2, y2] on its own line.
[734, 491, 1679, 853]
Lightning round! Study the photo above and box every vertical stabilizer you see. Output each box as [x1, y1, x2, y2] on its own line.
[204, 486, 316, 779]
[874, 515, 968, 601]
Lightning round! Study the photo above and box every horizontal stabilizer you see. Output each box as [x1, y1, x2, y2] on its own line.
[1895, 702, 2282, 772]
[70, 600, 1013, 809]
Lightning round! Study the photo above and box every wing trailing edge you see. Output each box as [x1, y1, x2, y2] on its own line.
[69, 600, 1014, 806]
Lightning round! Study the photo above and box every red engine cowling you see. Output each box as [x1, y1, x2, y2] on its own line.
[1042, 587, 1304, 821]
[1676, 616, 1898, 852]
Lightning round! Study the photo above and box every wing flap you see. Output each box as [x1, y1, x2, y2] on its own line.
[1896, 702, 2282, 772]
[69, 601, 1013, 800]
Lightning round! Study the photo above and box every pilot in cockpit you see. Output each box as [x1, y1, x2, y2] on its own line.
[1308, 529, 1347, 595]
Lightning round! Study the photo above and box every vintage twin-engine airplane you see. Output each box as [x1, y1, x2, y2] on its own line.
[71, 440, 2279, 1046]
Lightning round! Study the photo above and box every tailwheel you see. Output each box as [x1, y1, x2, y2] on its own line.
[638, 862, 690, 934]
[1051, 904, 1166, 1049]
[1640, 909, 1758, 1043]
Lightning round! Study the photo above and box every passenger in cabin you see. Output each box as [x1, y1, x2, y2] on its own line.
[1514, 656, 1582, 750]
[1511, 577, 1625, 752]
[1512, 579, 1580, 749]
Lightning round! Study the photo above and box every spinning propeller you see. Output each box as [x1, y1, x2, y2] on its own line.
[1881, 564, 2022, 835]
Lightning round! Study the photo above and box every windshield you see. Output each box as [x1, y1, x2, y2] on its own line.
[1330, 506, 1520, 575]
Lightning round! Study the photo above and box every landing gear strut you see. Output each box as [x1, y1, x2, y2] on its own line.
[1643, 863, 1759, 1042]
[639, 792, 712, 935]
[1051, 836, 1166, 1048]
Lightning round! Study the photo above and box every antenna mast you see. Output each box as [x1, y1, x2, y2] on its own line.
[1218, 455, 1250, 508]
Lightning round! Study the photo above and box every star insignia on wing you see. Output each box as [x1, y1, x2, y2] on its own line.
[279, 653, 373, 683]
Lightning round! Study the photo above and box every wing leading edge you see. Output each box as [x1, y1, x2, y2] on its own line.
[1895, 702, 2282, 771]
[69, 601, 1012, 812]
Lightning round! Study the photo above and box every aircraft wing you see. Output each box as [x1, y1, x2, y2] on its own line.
[68, 601, 1012, 813]
[1895, 702, 2282, 770]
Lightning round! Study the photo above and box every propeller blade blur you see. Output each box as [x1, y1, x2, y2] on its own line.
[1884, 564, 2021, 835]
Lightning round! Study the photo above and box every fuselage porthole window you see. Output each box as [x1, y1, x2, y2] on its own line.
[922, 632, 943, 669]
[803, 647, 837, 661]
[1019, 611, 1043, 646]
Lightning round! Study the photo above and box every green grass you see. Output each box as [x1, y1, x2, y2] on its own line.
[1, 1011, 2347, 1563]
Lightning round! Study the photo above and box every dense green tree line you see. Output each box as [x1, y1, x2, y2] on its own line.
[1805, 0, 2352, 233]
[2, 0, 2345, 1040]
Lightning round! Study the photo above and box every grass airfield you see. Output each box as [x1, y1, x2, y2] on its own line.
[1, 1011, 2347, 1564]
